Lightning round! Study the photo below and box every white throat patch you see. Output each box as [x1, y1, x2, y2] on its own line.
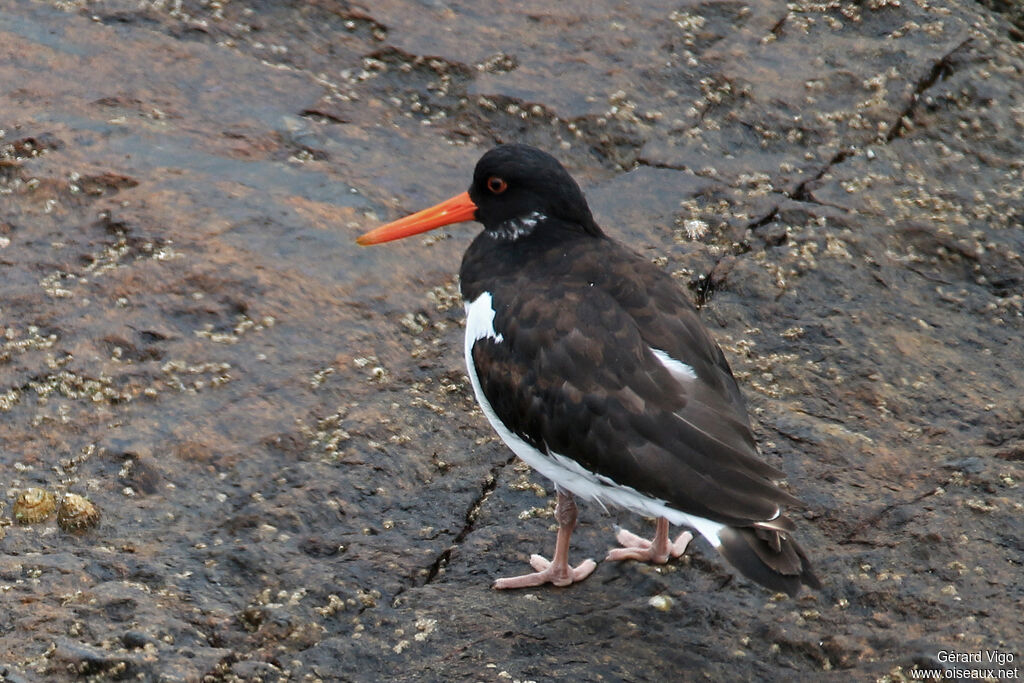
[489, 210, 546, 241]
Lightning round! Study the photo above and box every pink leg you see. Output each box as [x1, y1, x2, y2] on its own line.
[493, 491, 597, 589]
[605, 517, 693, 564]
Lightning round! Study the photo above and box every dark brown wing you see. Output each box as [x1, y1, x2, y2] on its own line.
[472, 279, 800, 526]
[585, 241, 751, 421]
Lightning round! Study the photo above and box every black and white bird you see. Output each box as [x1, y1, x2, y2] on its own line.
[357, 144, 819, 596]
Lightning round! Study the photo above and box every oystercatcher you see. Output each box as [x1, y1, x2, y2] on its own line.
[357, 144, 819, 596]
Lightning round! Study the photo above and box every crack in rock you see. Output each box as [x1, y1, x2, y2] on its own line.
[421, 454, 516, 585]
[791, 38, 972, 204]
[886, 38, 973, 142]
[841, 487, 941, 545]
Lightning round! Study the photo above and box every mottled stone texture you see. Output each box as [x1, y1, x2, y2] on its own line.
[1, 1, 1021, 681]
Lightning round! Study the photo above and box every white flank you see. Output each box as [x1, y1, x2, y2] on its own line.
[650, 347, 698, 382]
[463, 292, 725, 548]
[464, 292, 504, 345]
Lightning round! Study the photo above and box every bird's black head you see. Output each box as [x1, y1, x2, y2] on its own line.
[356, 144, 603, 247]
[468, 144, 603, 241]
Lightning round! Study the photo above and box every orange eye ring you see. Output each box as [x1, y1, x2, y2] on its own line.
[487, 176, 508, 194]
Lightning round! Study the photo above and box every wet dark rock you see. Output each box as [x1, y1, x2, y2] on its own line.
[51, 637, 150, 677]
[1, 0, 1022, 680]
[0, 668, 33, 683]
[231, 659, 287, 680]
[121, 630, 155, 649]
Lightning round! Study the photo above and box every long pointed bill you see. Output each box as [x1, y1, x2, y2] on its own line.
[356, 191, 478, 245]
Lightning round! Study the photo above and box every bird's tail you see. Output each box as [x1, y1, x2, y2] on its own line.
[716, 521, 821, 597]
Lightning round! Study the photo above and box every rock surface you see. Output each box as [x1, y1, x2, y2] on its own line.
[1, 0, 1021, 681]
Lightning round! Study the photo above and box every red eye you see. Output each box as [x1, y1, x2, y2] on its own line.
[487, 176, 508, 194]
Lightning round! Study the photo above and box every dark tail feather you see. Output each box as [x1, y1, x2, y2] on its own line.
[717, 523, 821, 597]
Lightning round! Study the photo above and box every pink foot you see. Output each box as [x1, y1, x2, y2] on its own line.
[606, 518, 693, 564]
[492, 490, 596, 589]
[492, 554, 597, 589]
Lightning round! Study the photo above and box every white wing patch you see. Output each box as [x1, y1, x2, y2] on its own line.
[650, 347, 698, 383]
[463, 292, 725, 548]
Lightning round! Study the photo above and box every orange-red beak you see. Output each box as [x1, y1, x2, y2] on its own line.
[356, 191, 478, 246]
